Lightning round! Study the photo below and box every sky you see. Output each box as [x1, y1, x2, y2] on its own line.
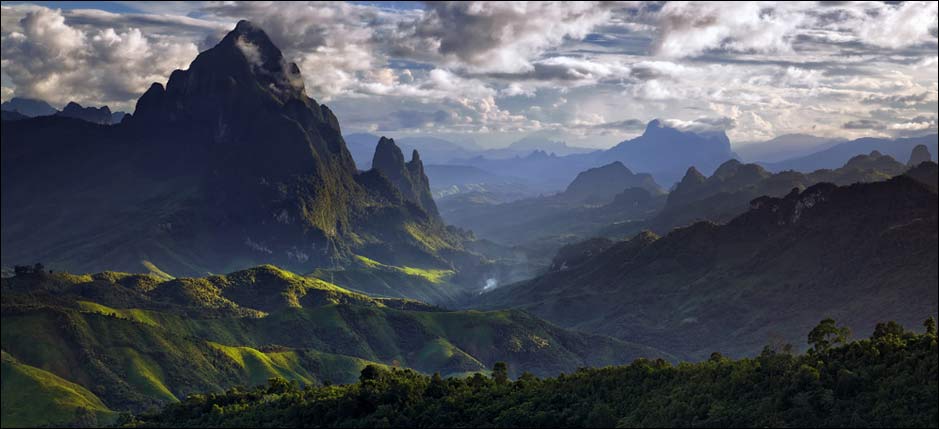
[1, 1, 937, 149]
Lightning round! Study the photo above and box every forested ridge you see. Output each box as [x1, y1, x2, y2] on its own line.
[127, 318, 938, 428]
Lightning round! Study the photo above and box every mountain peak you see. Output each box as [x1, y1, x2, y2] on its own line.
[370, 137, 439, 217]
[234, 19, 260, 33]
[0, 97, 58, 117]
[562, 161, 660, 203]
[373, 137, 406, 176]
[908, 144, 933, 166]
[131, 19, 307, 121]
[216, 20, 306, 98]
[645, 119, 663, 131]
[57, 101, 113, 124]
[712, 159, 743, 179]
[681, 166, 706, 184]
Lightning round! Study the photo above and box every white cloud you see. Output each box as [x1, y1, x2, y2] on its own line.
[1, 6, 198, 111]
[847, 1, 938, 49]
[654, 1, 938, 58]
[1, 1, 936, 143]
[389, 2, 613, 73]
[655, 2, 805, 58]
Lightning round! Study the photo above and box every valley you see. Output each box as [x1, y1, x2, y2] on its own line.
[1, 5, 937, 428]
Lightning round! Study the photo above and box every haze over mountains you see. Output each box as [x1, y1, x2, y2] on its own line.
[474, 171, 939, 359]
[1, 12, 937, 429]
[1, 97, 126, 124]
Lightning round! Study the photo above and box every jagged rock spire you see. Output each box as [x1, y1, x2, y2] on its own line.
[370, 137, 439, 218]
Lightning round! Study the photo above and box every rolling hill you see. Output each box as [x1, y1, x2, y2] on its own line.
[1, 264, 666, 426]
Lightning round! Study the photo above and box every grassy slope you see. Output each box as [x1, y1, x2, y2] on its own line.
[1, 265, 665, 426]
[311, 255, 463, 305]
[1, 352, 116, 428]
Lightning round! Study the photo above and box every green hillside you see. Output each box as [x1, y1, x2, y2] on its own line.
[0, 265, 664, 427]
[1, 352, 116, 428]
[310, 255, 465, 305]
[130, 319, 939, 428]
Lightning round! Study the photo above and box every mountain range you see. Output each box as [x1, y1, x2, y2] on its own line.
[474, 167, 938, 359]
[1, 97, 126, 124]
[763, 134, 937, 172]
[2, 17, 937, 429]
[445, 120, 736, 193]
[735, 134, 844, 163]
[438, 148, 923, 271]
[645, 149, 916, 234]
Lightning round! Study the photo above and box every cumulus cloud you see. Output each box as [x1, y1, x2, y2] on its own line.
[664, 116, 737, 133]
[653, 1, 938, 58]
[198, 1, 384, 100]
[1, 6, 199, 110]
[851, 1, 938, 49]
[1, 1, 936, 143]
[655, 2, 806, 58]
[388, 2, 613, 73]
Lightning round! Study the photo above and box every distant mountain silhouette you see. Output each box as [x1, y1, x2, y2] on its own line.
[440, 161, 665, 255]
[0, 97, 57, 117]
[603, 119, 736, 184]
[475, 173, 938, 359]
[648, 151, 909, 234]
[450, 120, 736, 192]
[765, 134, 938, 172]
[908, 144, 934, 166]
[561, 161, 662, 204]
[56, 101, 114, 125]
[735, 134, 843, 163]
[345, 132, 479, 168]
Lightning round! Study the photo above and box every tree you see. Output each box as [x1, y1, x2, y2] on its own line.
[873, 321, 906, 340]
[808, 318, 851, 352]
[425, 373, 447, 398]
[585, 403, 617, 428]
[492, 362, 509, 385]
[360, 365, 382, 383]
[266, 377, 291, 394]
[925, 317, 937, 336]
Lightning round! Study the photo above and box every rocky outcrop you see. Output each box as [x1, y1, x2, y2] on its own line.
[371, 137, 439, 217]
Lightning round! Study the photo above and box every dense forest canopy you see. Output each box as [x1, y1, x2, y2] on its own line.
[127, 318, 938, 428]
